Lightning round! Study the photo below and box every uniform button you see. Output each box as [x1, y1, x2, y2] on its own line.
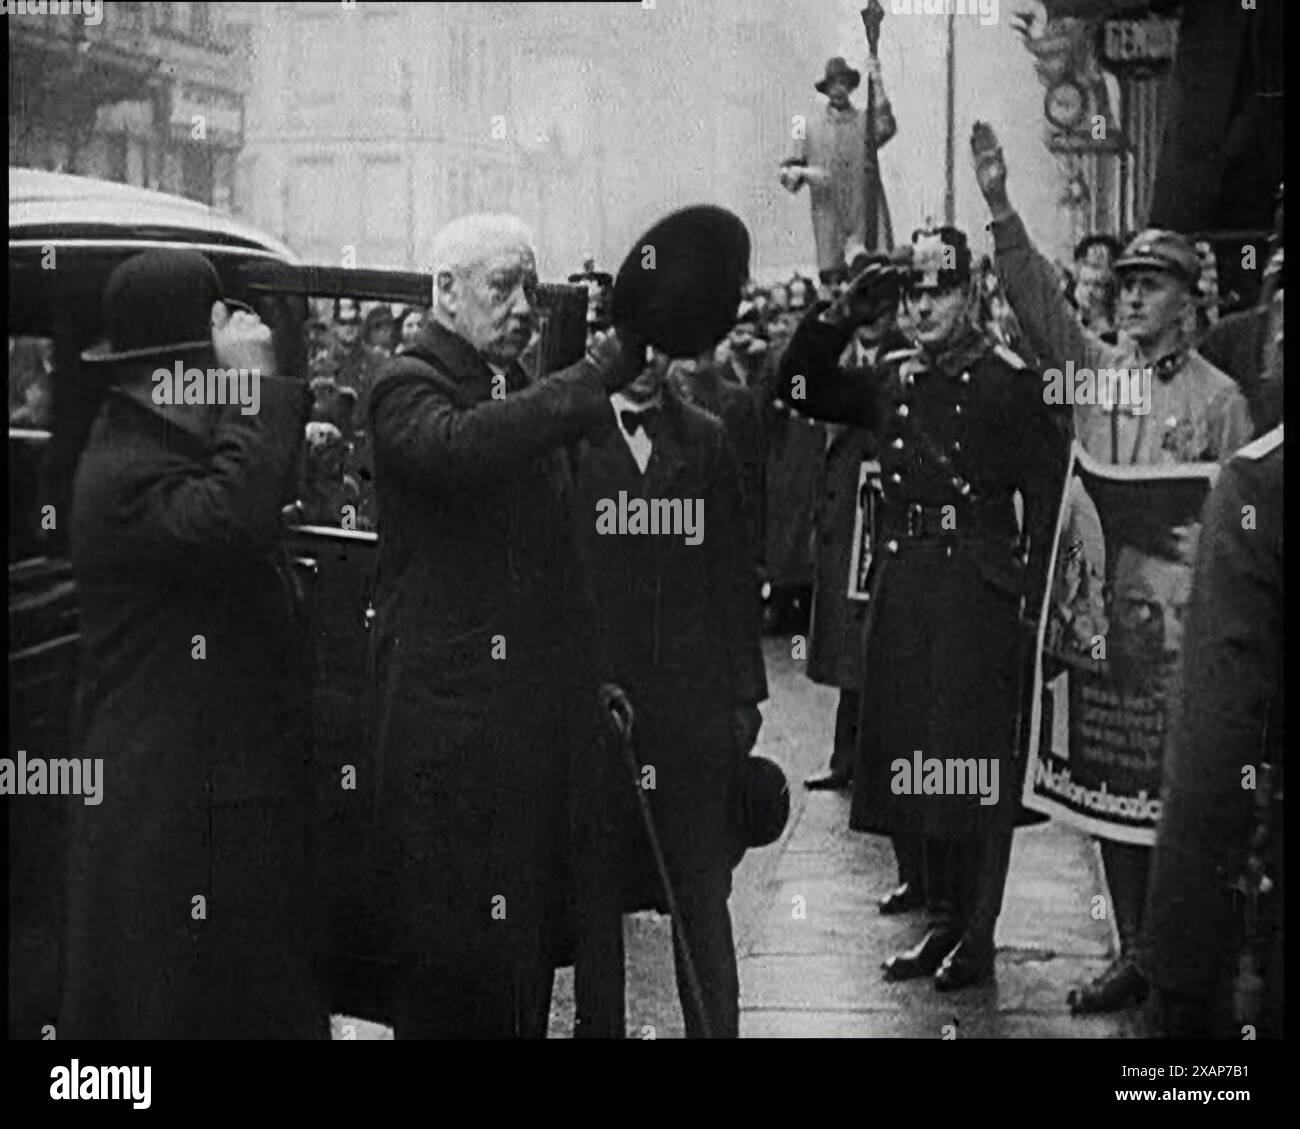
[887, 539, 899, 554]
[951, 441, 962, 454]
[905, 374, 916, 387]
[960, 371, 971, 384]
[954, 404, 963, 416]
[897, 404, 910, 418]
[890, 472, 902, 484]
[891, 437, 904, 450]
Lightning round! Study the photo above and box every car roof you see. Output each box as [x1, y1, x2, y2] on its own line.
[8, 167, 297, 262]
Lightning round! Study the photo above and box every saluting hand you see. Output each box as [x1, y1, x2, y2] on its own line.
[212, 300, 277, 377]
[971, 121, 1010, 216]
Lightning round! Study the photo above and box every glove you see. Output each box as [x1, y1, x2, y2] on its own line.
[586, 328, 646, 393]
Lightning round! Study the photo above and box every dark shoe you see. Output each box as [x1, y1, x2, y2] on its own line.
[803, 771, 851, 791]
[882, 927, 959, 981]
[1067, 959, 1148, 1015]
[878, 882, 925, 915]
[934, 940, 995, 992]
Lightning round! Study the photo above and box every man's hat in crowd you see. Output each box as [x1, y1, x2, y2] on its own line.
[611, 204, 751, 358]
[816, 56, 861, 95]
[904, 225, 973, 292]
[1114, 229, 1201, 288]
[82, 248, 224, 364]
[730, 756, 791, 862]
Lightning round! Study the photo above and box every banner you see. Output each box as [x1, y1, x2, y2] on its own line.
[847, 459, 882, 601]
[1022, 444, 1219, 845]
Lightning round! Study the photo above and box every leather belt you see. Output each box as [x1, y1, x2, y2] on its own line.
[891, 502, 967, 541]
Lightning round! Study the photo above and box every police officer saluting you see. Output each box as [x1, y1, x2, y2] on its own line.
[778, 227, 1070, 990]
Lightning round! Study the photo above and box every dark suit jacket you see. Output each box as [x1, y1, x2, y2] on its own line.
[570, 389, 768, 896]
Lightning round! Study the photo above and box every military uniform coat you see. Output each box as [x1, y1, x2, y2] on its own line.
[569, 390, 769, 906]
[367, 323, 614, 980]
[62, 375, 323, 1039]
[779, 307, 1070, 841]
[1147, 425, 1284, 1034]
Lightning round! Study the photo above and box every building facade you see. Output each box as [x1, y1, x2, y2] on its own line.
[8, 0, 251, 208]
[238, 0, 815, 278]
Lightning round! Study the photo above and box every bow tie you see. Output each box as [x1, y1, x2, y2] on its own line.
[619, 407, 659, 436]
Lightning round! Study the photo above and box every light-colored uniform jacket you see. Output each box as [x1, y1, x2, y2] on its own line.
[990, 211, 1252, 467]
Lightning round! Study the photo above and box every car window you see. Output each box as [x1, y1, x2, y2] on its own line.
[9, 335, 56, 432]
[295, 299, 419, 534]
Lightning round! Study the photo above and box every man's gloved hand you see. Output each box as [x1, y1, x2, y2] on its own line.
[212, 299, 278, 376]
[731, 702, 763, 760]
[587, 327, 646, 392]
[822, 260, 902, 329]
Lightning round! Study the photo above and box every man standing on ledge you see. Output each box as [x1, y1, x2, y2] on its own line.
[781, 54, 897, 286]
[368, 214, 641, 1038]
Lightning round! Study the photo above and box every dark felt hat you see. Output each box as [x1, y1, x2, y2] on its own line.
[611, 205, 751, 358]
[816, 56, 861, 95]
[731, 755, 791, 856]
[81, 248, 224, 364]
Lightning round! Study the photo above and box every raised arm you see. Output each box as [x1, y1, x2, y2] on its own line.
[370, 331, 640, 492]
[777, 302, 887, 429]
[972, 121, 1106, 377]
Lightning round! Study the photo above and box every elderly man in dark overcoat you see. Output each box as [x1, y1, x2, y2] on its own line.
[61, 250, 324, 1038]
[569, 345, 768, 1038]
[778, 229, 1070, 990]
[367, 213, 642, 1038]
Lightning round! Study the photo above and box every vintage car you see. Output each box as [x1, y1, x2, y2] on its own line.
[7, 167, 587, 1035]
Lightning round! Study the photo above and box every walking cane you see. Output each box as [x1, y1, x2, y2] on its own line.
[606, 702, 714, 1039]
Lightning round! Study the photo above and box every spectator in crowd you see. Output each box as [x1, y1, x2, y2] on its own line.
[1072, 234, 1122, 343]
[396, 306, 427, 352]
[1199, 188, 1284, 434]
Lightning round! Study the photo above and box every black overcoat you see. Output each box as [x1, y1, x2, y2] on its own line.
[569, 392, 769, 906]
[61, 375, 323, 1039]
[1147, 428, 1284, 1035]
[367, 323, 615, 976]
[779, 305, 1069, 841]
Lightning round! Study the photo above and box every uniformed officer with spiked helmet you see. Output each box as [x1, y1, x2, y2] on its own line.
[778, 224, 1071, 990]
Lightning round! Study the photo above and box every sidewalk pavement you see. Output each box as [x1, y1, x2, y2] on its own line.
[738, 785, 1153, 1038]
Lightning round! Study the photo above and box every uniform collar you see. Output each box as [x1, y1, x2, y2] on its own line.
[907, 325, 990, 379]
